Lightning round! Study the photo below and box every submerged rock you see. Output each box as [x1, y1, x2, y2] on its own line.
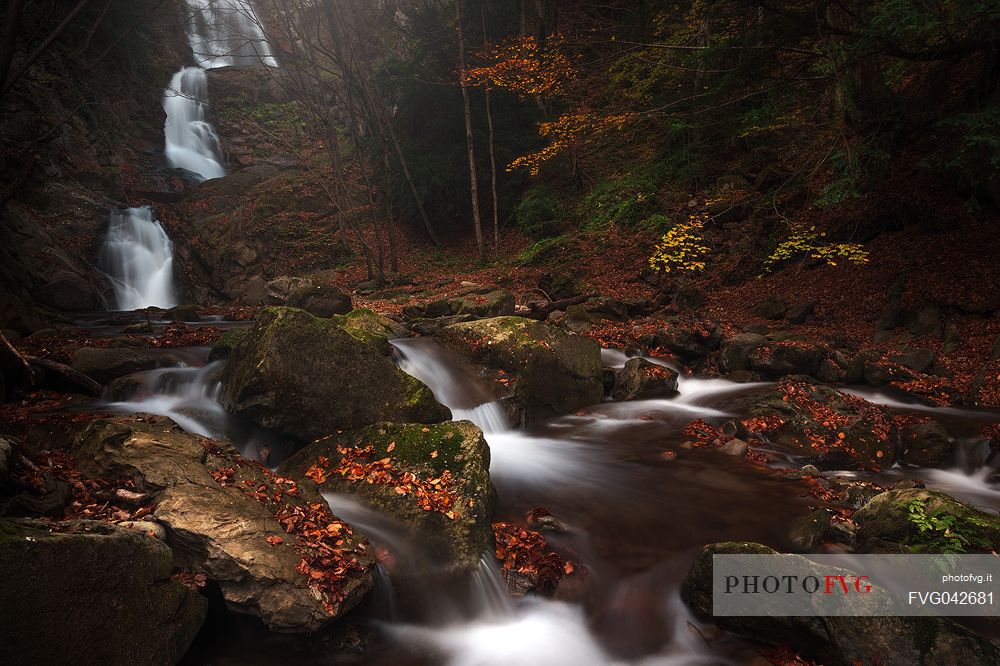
[748, 381, 897, 470]
[438, 316, 603, 423]
[611, 358, 679, 401]
[220, 307, 449, 441]
[281, 421, 495, 580]
[67, 416, 375, 632]
[0, 518, 206, 666]
[682, 541, 1000, 666]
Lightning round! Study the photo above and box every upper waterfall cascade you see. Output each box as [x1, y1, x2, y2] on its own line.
[183, 0, 279, 69]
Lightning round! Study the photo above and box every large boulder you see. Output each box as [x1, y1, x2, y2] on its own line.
[900, 420, 956, 468]
[0, 518, 206, 666]
[681, 541, 1000, 666]
[329, 308, 409, 355]
[281, 421, 495, 581]
[220, 307, 449, 441]
[404, 289, 515, 321]
[68, 416, 376, 632]
[719, 333, 767, 373]
[853, 488, 1000, 552]
[611, 358, 679, 401]
[71, 347, 183, 384]
[748, 340, 827, 377]
[438, 316, 603, 422]
[747, 381, 897, 470]
[286, 284, 353, 318]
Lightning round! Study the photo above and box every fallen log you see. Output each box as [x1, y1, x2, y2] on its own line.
[24, 355, 102, 396]
[524, 293, 596, 320]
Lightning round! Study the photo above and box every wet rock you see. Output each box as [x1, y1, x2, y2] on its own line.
[67, 417, 375, 631]
[221, 307, 449, 441]
[70, 347, 183, 384]
[117, 520, 168, 541]
[207, 327, 249, 361]
[164, 304, 201, 322]
[784, 464, 821, 479]
[751, 295, 788, 320]
[719, 333, 767, 372]
[581, 296, 629, 321]
[408, 313, 475, 336]
[900, 421, 955, 468]
[719, 438, 749, 457]
[281, 421, 494, 580]
[438, 316, 603, 423]
[853, 488, 1000, 552]
[789, 510, 831, 550]
[748, 382, 897, 470]
[285, 284, 352, 317]
[681, 541, 1000, 666]
[611, 358, 679, 401]
[816, 356, 847, 383]
[0, 518, 206, 666]
[330, 308, 408, 355]
[122, 321, 154, 334]
[31, 269, 101, 312]
[657, 324, 722, 362]
[748, 340, 826, 377]
[451, 290, 516, 319]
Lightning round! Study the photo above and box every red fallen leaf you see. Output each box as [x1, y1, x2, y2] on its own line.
[266, 535, 283, 545]
[387, 442, 396, 452]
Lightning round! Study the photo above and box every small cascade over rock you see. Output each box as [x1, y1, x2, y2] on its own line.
[163, 67, 226, 181]
[183, 0, 278, 69]
[100, 207, 177, 310]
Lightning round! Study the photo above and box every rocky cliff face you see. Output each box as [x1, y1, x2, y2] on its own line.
[0, 1, 202, 332]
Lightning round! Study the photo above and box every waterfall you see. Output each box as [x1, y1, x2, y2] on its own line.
[183, 0, 279, 69]
[101, 207, 177, 310]
[163, 67, 227, 181]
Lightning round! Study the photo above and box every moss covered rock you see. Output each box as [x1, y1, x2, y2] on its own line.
[0, 518, 206, 666]
[220, 307, 449, 440]
[330, 308, 409, 356]
[682, 541, 1000, 666]
[71, 347, 184, 384]
[281, 421, 495, 579]
[438, 316, 603, 422]
[853, 488, 1000, 552]
[286, 283, 352, 317]
[748, 381, 897, 470]
[208, 327, 249, 361]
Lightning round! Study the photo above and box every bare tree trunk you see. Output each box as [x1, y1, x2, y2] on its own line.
[457, 0, 484, 260]
[383, 143, 399, 274]
[1, 0, 92, 97]
[481, 3, 500, 255]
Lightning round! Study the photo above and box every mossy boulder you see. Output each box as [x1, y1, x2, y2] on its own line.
[682, 541, 1000, 666]
[611, 358, 679, 401]
[438, 316, 603, 423]
[220, 307, 449, 440]
[330, 308, 408, 356]
[0, 518, 206, 666]
[281, 421, 495, 579]
[64, 416, 376, 632]
[208, 327, 249, 361]
[748, 381, 897, 470]
[286, 284, 352, 317]
[853, 488, 1000, 552]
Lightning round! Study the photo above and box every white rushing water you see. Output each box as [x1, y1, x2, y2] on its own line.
[103, 362, 225, 437]
[183, 0, 278, 69]
[163, 67, 227, 181]
[101, 207, 177, 310]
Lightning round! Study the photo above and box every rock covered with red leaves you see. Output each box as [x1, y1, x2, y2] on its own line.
[281, 420, 495, 581]
[61, 416, 375, 632]
[747, 380, 897, 470]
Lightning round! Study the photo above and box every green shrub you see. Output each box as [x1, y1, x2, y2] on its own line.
[514, 235, 574, 266]
[515, 188, 563, 239]
[578, 169, 660, 231]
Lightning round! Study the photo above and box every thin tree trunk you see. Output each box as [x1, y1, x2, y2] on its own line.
[383, 143, 399, 274]
[457, 0, 484, 260]
[2, 0, 93, 96]
[481, 4, 500, 255]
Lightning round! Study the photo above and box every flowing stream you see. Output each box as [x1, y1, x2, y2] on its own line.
[89, 322, 1000, 664]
